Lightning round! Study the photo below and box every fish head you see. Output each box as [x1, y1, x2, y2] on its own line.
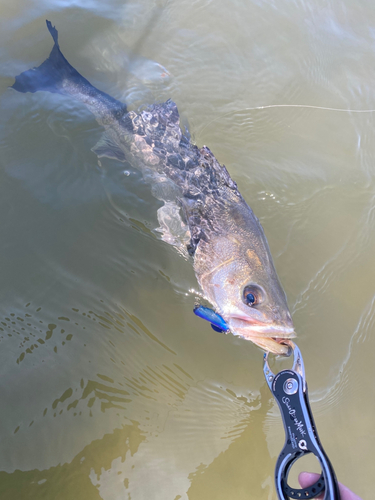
[197, 237, 294, 355]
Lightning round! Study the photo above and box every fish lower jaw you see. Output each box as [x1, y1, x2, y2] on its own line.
[231, 325, 295, 339]
[252, 337, 292, 356]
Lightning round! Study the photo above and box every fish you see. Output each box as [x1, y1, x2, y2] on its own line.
[12, 21, 295, 355]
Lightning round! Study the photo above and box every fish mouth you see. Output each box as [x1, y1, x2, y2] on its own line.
[227, 316, 295, 355]
[228, 317, 295, 339]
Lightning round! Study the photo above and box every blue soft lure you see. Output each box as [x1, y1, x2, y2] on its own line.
[194, 305, 229, 333]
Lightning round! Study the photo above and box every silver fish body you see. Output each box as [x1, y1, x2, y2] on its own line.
[12, 21, 294, 354]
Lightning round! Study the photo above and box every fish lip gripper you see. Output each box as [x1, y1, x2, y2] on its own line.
[264, 342, 341, 500]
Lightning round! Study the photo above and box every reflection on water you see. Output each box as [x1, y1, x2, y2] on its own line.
[0, 299, 263, 499]
[1, 0, 375, 498]
[0, 423, 146, 500]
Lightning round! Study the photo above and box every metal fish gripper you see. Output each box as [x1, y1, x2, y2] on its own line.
[263, 342, 341, 500]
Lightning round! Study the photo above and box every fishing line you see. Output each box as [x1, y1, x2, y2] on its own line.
[199, 103, 375, 134]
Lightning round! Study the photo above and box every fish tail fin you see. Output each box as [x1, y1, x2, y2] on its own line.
[46, 20, 59, 47]
[12, 20, 89, 95]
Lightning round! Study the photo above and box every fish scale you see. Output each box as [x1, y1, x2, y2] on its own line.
[125, 99, 241, 252]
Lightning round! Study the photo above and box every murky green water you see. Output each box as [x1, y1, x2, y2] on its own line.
[0, 1, 374, 498]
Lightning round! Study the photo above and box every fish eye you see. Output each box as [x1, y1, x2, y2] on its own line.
[246, 293, 255, 305]
[243, 285, 263, 307]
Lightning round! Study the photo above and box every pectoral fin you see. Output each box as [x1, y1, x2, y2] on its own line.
[91, 132, 127, 162]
